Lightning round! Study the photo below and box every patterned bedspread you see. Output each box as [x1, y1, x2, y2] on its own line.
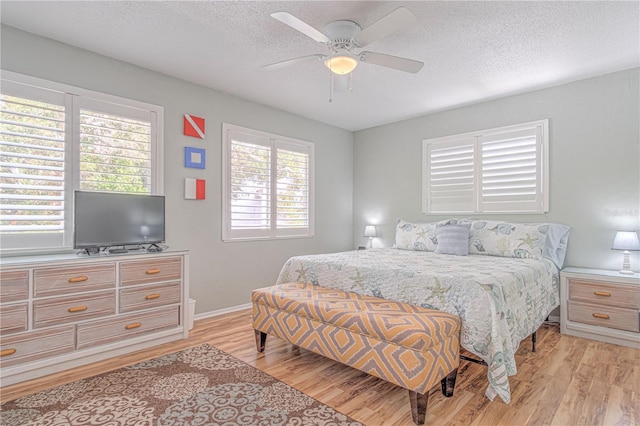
[275, 248, 560, 403]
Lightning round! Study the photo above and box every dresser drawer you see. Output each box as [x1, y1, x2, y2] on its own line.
[568, 300, 639, 332]
[34, 263, 116, 297]
[120, 281, 181, 313]
[568, 278, 640, 309]
[33, 291, 116, 329]
[0, 303, 28, 335]
[0, 270, 29, 303]
[77, 305, 180, 349]
[0, 325, 75, 368]
[120, 256, 182, 286]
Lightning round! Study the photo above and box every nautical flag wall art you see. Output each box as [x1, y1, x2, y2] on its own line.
[184, 147, 206, 169]
[183, 114, 205, 139]
[185, 178, 206, 200]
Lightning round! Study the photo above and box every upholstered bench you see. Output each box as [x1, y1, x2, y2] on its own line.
[251, 282, 461, 425]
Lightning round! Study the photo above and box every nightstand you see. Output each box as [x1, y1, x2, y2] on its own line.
[560, 267, 640, 348]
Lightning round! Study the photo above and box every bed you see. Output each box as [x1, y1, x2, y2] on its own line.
[275, 219, 571, 404]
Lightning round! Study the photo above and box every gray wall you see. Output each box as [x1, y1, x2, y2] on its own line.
[1, 26, 354, 313]
[354, 68, 640, 271]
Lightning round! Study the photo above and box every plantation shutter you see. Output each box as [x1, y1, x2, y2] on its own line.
[479, 126, 543, 212]
[77, 98, 154, 194]
[1, 71, 163, 253]
[276, 141, 311, 235]
[424, 138, 476, 213]
[423, 120, 548, 214]
[222, 123, 314, 241]
[226, 130, 272, 239]
[0, 82, 70, 248]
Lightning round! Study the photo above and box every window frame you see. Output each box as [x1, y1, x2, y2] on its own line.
[0, 70, 164, 254]
[422, 119, 549, 214]
[222, 123, 315, 242]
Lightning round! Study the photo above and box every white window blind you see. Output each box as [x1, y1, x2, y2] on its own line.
[0, 83, 69, 249]
[425, 138, 476, 213]
[78, 100, 153, 194]
[0, 71, 163, 253]
[222, 123, 314, 241]
[423, 120, 548, 214]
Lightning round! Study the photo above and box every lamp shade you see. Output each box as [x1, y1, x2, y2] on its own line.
[363, 225, 377, 238]
[612, 231, 640, 251]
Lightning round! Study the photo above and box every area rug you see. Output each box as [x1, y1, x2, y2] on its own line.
[0, 343, 362, 425]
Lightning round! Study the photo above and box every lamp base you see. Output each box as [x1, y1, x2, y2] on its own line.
[620, 251, 634, 275]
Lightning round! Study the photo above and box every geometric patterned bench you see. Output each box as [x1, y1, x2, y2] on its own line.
[251, 282, 461, 425]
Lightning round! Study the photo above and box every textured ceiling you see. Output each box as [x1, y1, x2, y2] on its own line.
[1, 1, 638, 131]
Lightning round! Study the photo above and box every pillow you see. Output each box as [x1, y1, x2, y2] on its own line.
[395, 219, 438, 252]
[542, 224, 571, 268]
[435, 223, 471, 256]
[468, 220, 516, 257]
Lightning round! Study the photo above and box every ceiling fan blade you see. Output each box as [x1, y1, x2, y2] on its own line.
[263, 54, 325, 70]
[355, 7, 416, 47]
[271, 12, 331, 44]
[360, 51, 424, 73]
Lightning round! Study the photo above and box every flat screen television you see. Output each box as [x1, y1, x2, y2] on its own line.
[74, 191, 165, 252]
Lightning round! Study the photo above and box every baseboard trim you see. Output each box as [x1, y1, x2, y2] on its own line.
[194, 303, 252, 321]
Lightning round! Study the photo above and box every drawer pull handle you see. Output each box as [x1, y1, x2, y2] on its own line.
[592, 313, 610, 320]
[68, 275, 89, 283]
[593, 291, 611, 297]
[145, 293, 161, 300]
[0, 348, 17, 357]
[125, 322, 142, 330]
[145, 269, 161, 275]
[68, 305, 88, 313]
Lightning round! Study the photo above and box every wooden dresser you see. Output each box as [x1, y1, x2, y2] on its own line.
[0, 250, 189, 386]
[560, 267, 639, 348]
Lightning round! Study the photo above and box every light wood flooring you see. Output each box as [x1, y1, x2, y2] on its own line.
[2, 309, 639, 425]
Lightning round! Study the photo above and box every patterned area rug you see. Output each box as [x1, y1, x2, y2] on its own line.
[0, 343, 362, 425]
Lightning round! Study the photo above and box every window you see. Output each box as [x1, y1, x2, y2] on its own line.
[222, 123, 314, 241]
[423, 120, 548, 214]
[0, 71, 163, 252]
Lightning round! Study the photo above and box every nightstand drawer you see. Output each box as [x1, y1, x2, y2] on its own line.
[77, 305, 180, 349]
[33, 290, 116, 329]
[0, 303, 28, 335]
[119, 281, 181, 313]
[568, 278, 640, 309]
[0, 270, 29, 303]
[568, 300, 639, 332]
[0, 325, 75, 368]
[34, 263, 116, 297]
[120, 257, 182, 286]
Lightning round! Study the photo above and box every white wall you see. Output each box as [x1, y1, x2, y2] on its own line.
[1, 26, 354, 313]
[354, 68, 640, 271]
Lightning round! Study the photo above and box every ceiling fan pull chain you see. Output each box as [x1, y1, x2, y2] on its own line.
[328, 70, 333, 103]
[349, 72, 353, 92]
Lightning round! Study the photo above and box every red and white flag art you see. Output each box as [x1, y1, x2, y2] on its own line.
[184, 178, 205, 200]
[183, 114, 205, 139]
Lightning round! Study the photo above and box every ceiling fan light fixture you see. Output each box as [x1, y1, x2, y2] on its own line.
[324, 54, 359, 75]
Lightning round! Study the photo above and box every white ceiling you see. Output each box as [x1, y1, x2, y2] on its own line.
[1, 1, 638, 131]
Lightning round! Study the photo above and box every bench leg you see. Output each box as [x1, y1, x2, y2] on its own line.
[254, 330, 267, 352]
[408, 390, 428, 425]
[441, 367, 458, 397]
[532, 331, 537, 352]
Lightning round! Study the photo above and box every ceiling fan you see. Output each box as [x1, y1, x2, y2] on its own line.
[264, 7, 424, 76]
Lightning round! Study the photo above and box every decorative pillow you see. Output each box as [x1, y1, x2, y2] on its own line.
[468, 220, 518, 257]
[508, 223, 548, 260]
[435, 223, 470, 256]
[395, 219, 438, 252]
